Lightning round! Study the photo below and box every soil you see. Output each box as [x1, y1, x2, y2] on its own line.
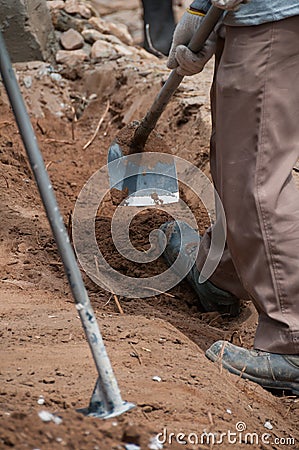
[0, 4, 298, 450]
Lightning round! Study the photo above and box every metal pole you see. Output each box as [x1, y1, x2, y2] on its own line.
[0, 31, 134, 418]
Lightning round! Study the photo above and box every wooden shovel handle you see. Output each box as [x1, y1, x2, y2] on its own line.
[130, 5, 223, 153]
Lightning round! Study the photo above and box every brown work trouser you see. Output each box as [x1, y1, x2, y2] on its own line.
[197, 16, 299, 354]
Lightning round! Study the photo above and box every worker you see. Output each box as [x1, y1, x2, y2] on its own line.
[159, 0, 299, 395]
[141, 0, 176, 56]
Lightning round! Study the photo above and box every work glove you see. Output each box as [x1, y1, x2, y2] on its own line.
[174, 32, 217, 76]
[167, 10, 217, 77]
[167, 11, 205, 73]
[211, 0, 250, 11]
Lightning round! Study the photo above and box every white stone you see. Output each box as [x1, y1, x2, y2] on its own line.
[148, 435, 163, 450]
[37, 396, 45, 405]
[88, 0, 138, 16]
[2, 0, 56, 63]
[264, 420, 273, 430]
[152, 375, 162, 382]
[38, 410, 53, 422]
[46, 1, 65, 10]
[23, 76, 33, 88]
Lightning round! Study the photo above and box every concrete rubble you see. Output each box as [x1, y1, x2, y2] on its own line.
[0, 0, 155, 69]
[46, 0, 156, 74]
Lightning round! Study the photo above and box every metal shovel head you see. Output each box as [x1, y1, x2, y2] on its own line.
[108, 141, 179, 207]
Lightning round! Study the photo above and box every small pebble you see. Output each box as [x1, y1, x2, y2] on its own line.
[125, 445, 140, 450]
[38, 410, 62, 425]
[37, 395, 45, 405]
[23, 76, 32, 88]
[148, 435, 163, 449]
[152, 376, 162, 382]
[264, 420, 273, 430]
[50, 73, 62, 82]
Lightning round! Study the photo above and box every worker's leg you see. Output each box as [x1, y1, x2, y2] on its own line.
[141, 0, 175, 56]
[210, 17, 299, 354]
[158, 37, 246, 316]
[197, 36, 251, 301]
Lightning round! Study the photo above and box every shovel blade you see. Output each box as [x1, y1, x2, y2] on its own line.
[108, 142, 179, 206]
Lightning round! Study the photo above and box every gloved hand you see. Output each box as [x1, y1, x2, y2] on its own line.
[167, 10, 217, 77]
[167, 11, 205, 70]
[174, 32, 217, 76]
[211, 0, 250, 11]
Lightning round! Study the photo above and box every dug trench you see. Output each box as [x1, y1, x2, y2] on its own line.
[0, 56, 298, 449]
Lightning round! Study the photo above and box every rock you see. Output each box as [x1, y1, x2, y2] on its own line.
[82, 29, 122, 46]
[60, 28, 84, 50]
[114, 44, 134, 56]
[50, 72, 63, 82]
[124, 445, 140, 450]
[23, 76, 33, 88]
[37, 395, 45, 405]
[56, 49, 89, 65]
[90, 40, 116, 59]
[46, 0, 65, 10]
[64, 0, 92, 19]
[1, 0, 57, 63]
[51, 8, 87, 33]
[88, 17, 133, 46]
[152, 375, 162, 382]
[2, 433, 16, 447]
